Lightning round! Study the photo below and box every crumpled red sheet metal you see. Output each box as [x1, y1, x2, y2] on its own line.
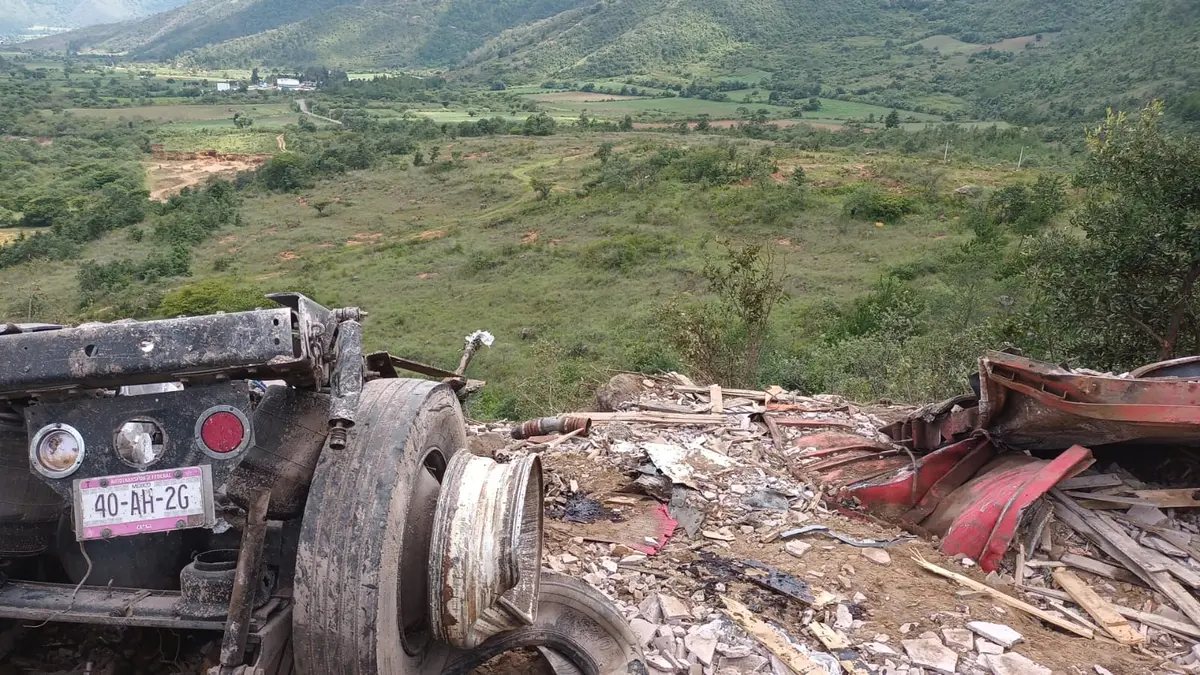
[883, 351, 1200, 452]
[833, 441, 1092, 571]
[924, 445, 1093, 571]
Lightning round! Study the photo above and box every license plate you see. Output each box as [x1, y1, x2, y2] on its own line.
[72, 465, 216, 541]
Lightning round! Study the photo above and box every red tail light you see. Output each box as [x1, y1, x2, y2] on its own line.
[196, 407, 251, 457]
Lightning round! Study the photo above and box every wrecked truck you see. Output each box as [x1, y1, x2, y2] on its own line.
[0, 293, 644, 675]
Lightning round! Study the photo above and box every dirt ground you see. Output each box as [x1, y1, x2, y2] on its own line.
[537, 434, 1160, 675]
[146, 154, 268, 201]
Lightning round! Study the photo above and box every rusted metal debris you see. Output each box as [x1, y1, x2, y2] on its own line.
[510, 416, 592, 440]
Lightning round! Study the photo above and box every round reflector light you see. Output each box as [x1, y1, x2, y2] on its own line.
[30, 424, 86, 478]
[201, 411, 246, 453]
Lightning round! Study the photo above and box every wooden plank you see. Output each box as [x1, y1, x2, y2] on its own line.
[1064, 491, 1156, 508]
[1135, 488, 1200, 509]
[710, 384, 724, 414]
[1057, 474, 1125, 490]
[1022, 587, 1200, 641]
[721, 597, 827, 674]
[1015, 543, 1027, 584]
[570, 411, 729, 424]
[1089, 508, 1200, 588]
[1052, 502, 1157, 587]
[1059, 553, 1145, 586]
[910, 553, 1093, 638]
[808, 622, 850, 650]
[1113, 515, 1200, 560]
[1053, 492, 1166, 573]
[771, 418, 855, 429]
[676, 385, 768, 400]
[1052, 568, 1145, 645]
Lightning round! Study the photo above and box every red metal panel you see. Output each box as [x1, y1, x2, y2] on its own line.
[933, 444, 1093, 571]
[835, 437, 979, 521]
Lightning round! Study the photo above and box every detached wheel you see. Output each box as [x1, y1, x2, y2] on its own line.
[443, 572, 647, 675]
[294, 379, 466, 675]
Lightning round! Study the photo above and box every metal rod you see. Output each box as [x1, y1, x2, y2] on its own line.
[217, 488, 271, 674]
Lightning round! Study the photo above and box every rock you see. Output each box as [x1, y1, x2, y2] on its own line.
[720, 654, 768, 672]
[594, 373, 643, 412]
[835, 604, 854, 630]
[684, 627, 718, 666]
[659, 594, 691, 623]
[955, 185, 983, 197]
[900, 623, 914, 634]
[867, 642, 898, 655]
[715, 643, 753, 658]
[785, 540, 812, 559]
[985, 652, 1051, 675]
[467, 431, 508, 457]
[1093, 667, 1113, 675]
[630, 618, 659, 647]
[941, 628, 973, 652]
[902, 637, 958, 675]
[853, 592, 868, 604]
[639, 595, 664, 623]
[861, 548, 891, 565]
[975, 638, 1004, 655]
[645, 653, 675, 672]
[967, 622, 1022, 648]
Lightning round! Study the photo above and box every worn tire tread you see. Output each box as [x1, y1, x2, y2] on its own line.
[293, 379, 465, 675]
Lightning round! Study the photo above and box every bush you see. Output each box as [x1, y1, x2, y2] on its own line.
[156, 278, 270, 317]
[579, 232, 675, 271]
[842, 184, 915, 222]
[259, 152, 312, 192]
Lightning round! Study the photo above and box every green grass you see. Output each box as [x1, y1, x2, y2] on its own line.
[519, 92, 945, 123]
[64, 103, 291, 121]
[0, 132, 1034, 414]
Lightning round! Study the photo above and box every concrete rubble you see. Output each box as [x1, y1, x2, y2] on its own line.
[466, 371, 1200, 675]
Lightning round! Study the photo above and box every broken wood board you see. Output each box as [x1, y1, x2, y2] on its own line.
[807, 622, 849, 650]
[1134, 488, 1200, 509]
[1053, 492, 1200, 626]
[1113, 514, 1200, 560]
[1051, 568, 1145, 645]
[910, 552, 1094, 639]
[675, 385, 771, 400]
[710, 384, 724, 413]
[1059, 553, 1145, 586]
[1064, 491, 1156, 509]
[1022, 587, 1200, 642]
[720, 596, 827, 674]
[771, 417, 855, 429]
[1057, 474, 1125, 490]
[571, 411, 729, 424]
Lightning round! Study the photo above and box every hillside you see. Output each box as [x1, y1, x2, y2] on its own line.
[20, 0, 1200, 124]
[0, 0, 187, 35]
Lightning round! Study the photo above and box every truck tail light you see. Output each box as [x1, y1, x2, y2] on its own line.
[196, 407, 252, 457]
[30, 424, 86, 478]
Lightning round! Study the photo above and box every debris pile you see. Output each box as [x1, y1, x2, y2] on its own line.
[477, 354, 1200, 674]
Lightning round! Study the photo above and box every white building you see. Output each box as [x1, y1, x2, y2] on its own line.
[276, 78, 300, 89]
[216, 82, 231, 92]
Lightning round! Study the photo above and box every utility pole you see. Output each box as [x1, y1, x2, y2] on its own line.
[1017, 146, 1026, 169]
[943, 141, 950, 163]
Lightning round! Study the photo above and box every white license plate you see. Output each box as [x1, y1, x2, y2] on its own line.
[72, 465, 216, 541]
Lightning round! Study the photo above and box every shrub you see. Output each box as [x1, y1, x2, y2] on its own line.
[842, 184, 915, 222]
[579, 232, 675, 271]
[156, 278, 269, 317]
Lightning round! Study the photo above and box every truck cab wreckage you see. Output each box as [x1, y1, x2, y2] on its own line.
[0, 293, 644, 675]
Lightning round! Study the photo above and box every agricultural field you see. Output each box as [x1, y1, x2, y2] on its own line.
[64, 103, 296, 127]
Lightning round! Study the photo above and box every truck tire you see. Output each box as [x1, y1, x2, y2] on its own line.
[442, 572, 647, 675]
[293, 379, 466, 675]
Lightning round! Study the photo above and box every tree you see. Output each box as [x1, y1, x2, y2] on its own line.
[311, 199, 334, 217]
[19, 195, 67, 228]
[696, 114, 711, 132]
[412, 150, 426, 167]
[251, 67, 260, 83]
[259, 153, 311, 192]
[1021, 102, 1200, 365]
[428, 145, 441, 163]
[595, 142, 614, 164]
[233, 111, 253, 128]
[884, 109, 901, 129]
[790, 166, 806, 187]
[530, 177, 552, 200]
[619, 115, 634, 132]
